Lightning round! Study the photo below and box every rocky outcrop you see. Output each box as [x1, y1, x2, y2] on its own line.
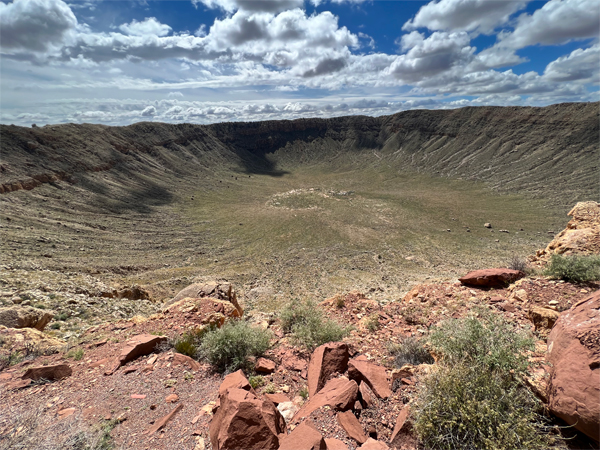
[348, 357, 391, 399]
[169, 282, 243, 316]
[105, 334, 166, 375]
[210, 387, 286, 450]
[458, 269, 525, 288]
[278, 420, 326, 450]
[547, 290, 600, 441]
[528, 306, 560, 338]
[294, 377, 358, 422]
[535, 201, 600, 262]
[0, 306, 54, 331]
[163, 296, 241, 328]
[308, 342, 349, 397]
[0, 325, 65, 354]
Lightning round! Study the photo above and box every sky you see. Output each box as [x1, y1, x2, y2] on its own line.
[0, 0, 598, 126]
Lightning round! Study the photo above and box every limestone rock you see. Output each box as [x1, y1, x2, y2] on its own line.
[0, 306, 54, 331]
[547, 290, 600, 441]
[0, 325, 65, 354]
[279, 420, 326, 450]
[277, 401, 299, 424]
[459, 269, 524, 288]
[308, 342, 349, 397]
[535, 201, 600, 262]
[337, 410, 367, 444]
[348, 358, 391, 399]
[528, 306, 560, 338]
[210, 388, 286, 450]
[294, 377, 358, 422]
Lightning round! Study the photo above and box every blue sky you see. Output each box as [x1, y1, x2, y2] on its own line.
[0, 0, 598, 126]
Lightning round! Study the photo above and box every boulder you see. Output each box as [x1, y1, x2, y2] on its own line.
[255, 357, 276, 374]
[294, 377, 358, 422]
[0, 306, 54, 331]
[547, 291, 600, 441]
[22, 364, 72, 381]
[277, 401, 299, 424]
[278, 420, 326, 450]
[389, 406, 411, 446]
[458, 269, 524, 288]
[105, 334, 166, 375]
[528, 306, 560, 338]
[358, 438, 389, 449]
[0, 325, 65, 354]
[219, 369, 254, 395]
[210, 388, 286, 450]
[324, 438, 349, 450]
[337, 410, 367, 444]
[169, 282, 243, 316]
[164, 296, 241, 327]
[308, 342, 349, 397]
[348, 358, 391, 399]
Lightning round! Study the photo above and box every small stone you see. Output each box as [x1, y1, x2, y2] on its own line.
[165, 394, 179, 403]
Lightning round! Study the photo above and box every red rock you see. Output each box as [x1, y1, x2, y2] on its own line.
[6, 378, 31, 390]
[337, 410, 367, 444]
[358, 438, 389, 449]
[144, 403, 183, 436]
[294, 377, 358, 422]
[264, 393, 290, 405]
[123, 366, 138, 374]
[210, 388, 286, 450]
[281, 350, 308, 372]
[57, 408, 76, 418]
[218, 369, 254, 395]
[390, 406, 411, 445]
[279, 420, 326, 450]
[458, 268, 524, 288]
[131, 394, 147, 399]
[105, 334, 166, 375]
[358, 382, 374, 408]
[255, 357, 276, 374]
[348, 359, 391, 399]
[547, 290, 600, 441]
[173, 353, 201, 371]
[166, 394, 179, 403]
[324, 438, 349, 450]
[308, 342, 349, 397]
[89, 358, 110, 368]
[22, 364, 72, 381]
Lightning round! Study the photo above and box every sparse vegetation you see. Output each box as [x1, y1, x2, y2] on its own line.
[280, 299, 351, 351]
[248, 375, 265, 389]
[413, 308, 551, 450]
[508, 254, 529, 272]
[364, 313, 380, 332]
[544, 254, 600, 283]
[263, 383, 276, 394]
[388, 336, 433, 369]
[200, 320, 271, 373]
[299, 387, 309, 400]
[67, 348, 84, 361]
[50, 322, 61, 330]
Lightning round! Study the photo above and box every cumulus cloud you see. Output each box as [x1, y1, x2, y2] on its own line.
[543, 44, 600, 82]
[193, 0, 304, 13]
[0, 0, 77, 51]
[119, 17, 172, 37]
[386, 31, 475, 82]
[497, 0, 600, 49]
[141, 105, 156, 116]
[403, 0, 528, 34]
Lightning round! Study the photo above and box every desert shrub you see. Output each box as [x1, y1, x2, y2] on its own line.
[54, 313, 69, 321]
[544, 254, 600, 283]
[400, 304, 427, 325]
[280, 299, 351, 350]
[388, 336, 433, 368]
[298, 387, 309, 400]
[200, 320, 271, 373]
[508, 254, 528, 272]
[50, 322, 61, 330]
[67, 348, 84, 361]
[263, 383, 276, 394]
[171, 325, 216, 358]
[248, 375, 265, 389]
[364, 314, 380, 332]
[413, 309, 551, 450]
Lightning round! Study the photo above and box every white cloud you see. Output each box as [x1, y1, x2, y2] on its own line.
[386, 31, 475, 82]
[498, 0, 600, 49]
[403, 0, 528, 34]
[141, 105, 156, 116]
[119, 17, 172, 37]
[543, 44, 600, 83]
[0, 0, 77, 51]
[168, 91, 184, 98]
[193, 0, 304, 13]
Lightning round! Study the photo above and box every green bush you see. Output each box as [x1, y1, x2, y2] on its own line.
[200, 320, 271, 373]
[544, 254, 600, 283]
[172, 325, 216, 358]
[280, 299, 351, 351]
[413, 309, 552, 450]
[364, 313, 380, 332]
[50, 322, 61, 330]
[388, 336, 433, 368]
[67, 348, 84, 361]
